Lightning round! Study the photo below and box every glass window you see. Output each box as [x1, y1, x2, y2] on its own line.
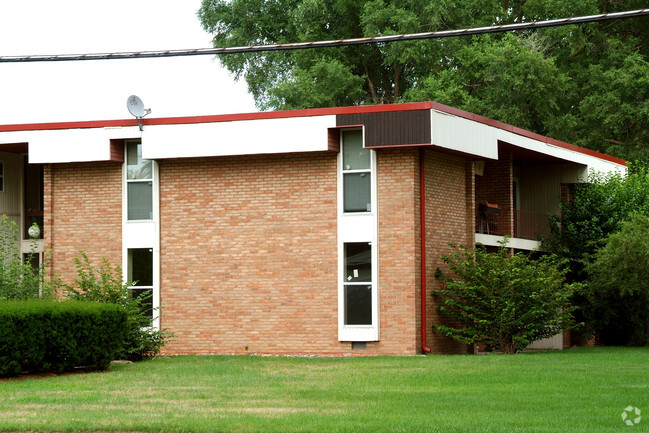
[342, 130, 372, 213]
[0, 162, 4, 192]
[128, 248, 154, 321]
[342, 130, 369, 170]
[343, 173, 371, 212]
[126, 141, 153, 220]
[344, 242, 373, 325]
[127, 182, 153, 220]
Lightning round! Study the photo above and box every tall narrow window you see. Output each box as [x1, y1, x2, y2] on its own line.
[342, 130, 371, 213]
[126, 141, 153, 220]
[344, 242, 373, 325]
[0, 162, 4, 192]
[127, 248, 154, 321]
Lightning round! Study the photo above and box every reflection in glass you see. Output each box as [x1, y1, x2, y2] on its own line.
[342, 129, 369, 170]
[127, 142, 152, 180]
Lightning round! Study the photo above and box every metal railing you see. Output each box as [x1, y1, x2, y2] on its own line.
[475, 207, 551, 241]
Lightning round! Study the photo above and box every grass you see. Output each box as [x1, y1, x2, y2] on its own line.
[1, 347, 648, 432]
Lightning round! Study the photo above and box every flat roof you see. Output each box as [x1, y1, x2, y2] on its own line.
[0, 101, 626, 166]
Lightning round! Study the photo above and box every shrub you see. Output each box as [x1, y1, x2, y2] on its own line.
[433, 244, 576, 354]
[0, 215, 54, 300]
[585, 214, 649, 346]
[0, 300, 127, 377]
[543, 164, 649, 344]
[63, 252, 172, 361]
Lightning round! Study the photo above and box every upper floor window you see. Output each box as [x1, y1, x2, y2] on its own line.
[0, 162, 4, 192]
[342, 130, 372, 213]
[126, 141, 153, 220]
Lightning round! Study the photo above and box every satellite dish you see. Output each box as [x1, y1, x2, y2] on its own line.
[126, 95, 151, 131]
[127, 95, 146, 117]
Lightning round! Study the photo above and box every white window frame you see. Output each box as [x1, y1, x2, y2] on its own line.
[125, 141, 154, 221]
[126, 248, 155, 323]
[341, 130, 372, 213]
[122, 140, 160, 330]
[337, 127, 379, 341]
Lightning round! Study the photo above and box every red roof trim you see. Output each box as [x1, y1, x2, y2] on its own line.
[0, 102, 432, 132]
[429, 102, 627, 166]
[0, 119, 139, 132]
[0, 100, 626, 166]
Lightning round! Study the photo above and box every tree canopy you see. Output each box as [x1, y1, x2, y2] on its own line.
[199, 0, 649, 161]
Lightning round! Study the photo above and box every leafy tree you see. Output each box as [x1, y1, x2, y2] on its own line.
[545, 163, 649, 282]
[433, 243, 576, 354]
[63, 252, 172, 361]
[584, 214, 649, 346]
[544, 163, 649, 344]
[199, 0, 649, 161]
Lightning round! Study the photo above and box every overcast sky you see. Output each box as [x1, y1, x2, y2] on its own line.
[0, 0, 257, 125]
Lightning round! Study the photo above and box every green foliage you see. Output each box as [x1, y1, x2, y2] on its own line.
[0, 300, 127, 377]
[433, 244, 576, 353]
[544, 165, 649, 344]
[0, 215, 53, 301]
[585, 214, 649, 346]
[63, 252, 172, 361]
[199, 0, 649, 161]
[545, 168, 649, 281]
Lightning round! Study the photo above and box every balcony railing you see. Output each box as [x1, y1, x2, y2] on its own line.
[476, 206, 551, 241]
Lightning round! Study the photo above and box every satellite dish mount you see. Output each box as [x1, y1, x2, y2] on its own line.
[126, 95, 151, 131]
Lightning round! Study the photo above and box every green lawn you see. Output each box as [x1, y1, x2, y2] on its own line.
[1, 347, 647, 432]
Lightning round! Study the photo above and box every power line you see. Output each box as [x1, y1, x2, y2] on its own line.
[1, 8, 648, 63]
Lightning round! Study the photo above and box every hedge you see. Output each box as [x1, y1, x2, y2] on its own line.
[0, 300, 127, 377]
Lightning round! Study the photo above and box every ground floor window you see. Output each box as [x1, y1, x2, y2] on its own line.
[344, 242, 373, 325]
[127, 248, 154, 321]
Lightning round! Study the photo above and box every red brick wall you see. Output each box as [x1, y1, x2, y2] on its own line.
[159, 152, 343, 355]
[44, 162, 122, 286]
[375, 148, 419, 354]
[159, 150, 427, 355]
[42, 147, 476, 355]
[424, 149, 472, 354]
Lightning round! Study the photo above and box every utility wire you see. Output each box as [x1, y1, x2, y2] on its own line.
[1, 8, 648, 63]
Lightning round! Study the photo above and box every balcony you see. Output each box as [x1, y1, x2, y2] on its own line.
[476, 204, 551, 248]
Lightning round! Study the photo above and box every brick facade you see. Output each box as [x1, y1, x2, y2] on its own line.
[375, 148, 419, 354]
[44, 162, 122, 285]
[43, 148, 475, 355]
[158, 152, 339, 355]
[424, 150, 473, 354]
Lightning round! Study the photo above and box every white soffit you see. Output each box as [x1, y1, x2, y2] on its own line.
[141, 115, 338, 159]
[496, 129, 626, 173]
[431, 110, 498, 159]
[18, 127, 139, 164]
[431, 109, 625, 174]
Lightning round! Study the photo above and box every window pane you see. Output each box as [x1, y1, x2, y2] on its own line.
[345, 242, 371, 282]
[127, 142, 152, 180]
[345, 284, 372, 325]
[128, 248, 153, 286]
[130, 288, 153, 320]
[343, 172, 371, 212]
[342, 130, 369, 170]
[127, 182, 153, 220]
